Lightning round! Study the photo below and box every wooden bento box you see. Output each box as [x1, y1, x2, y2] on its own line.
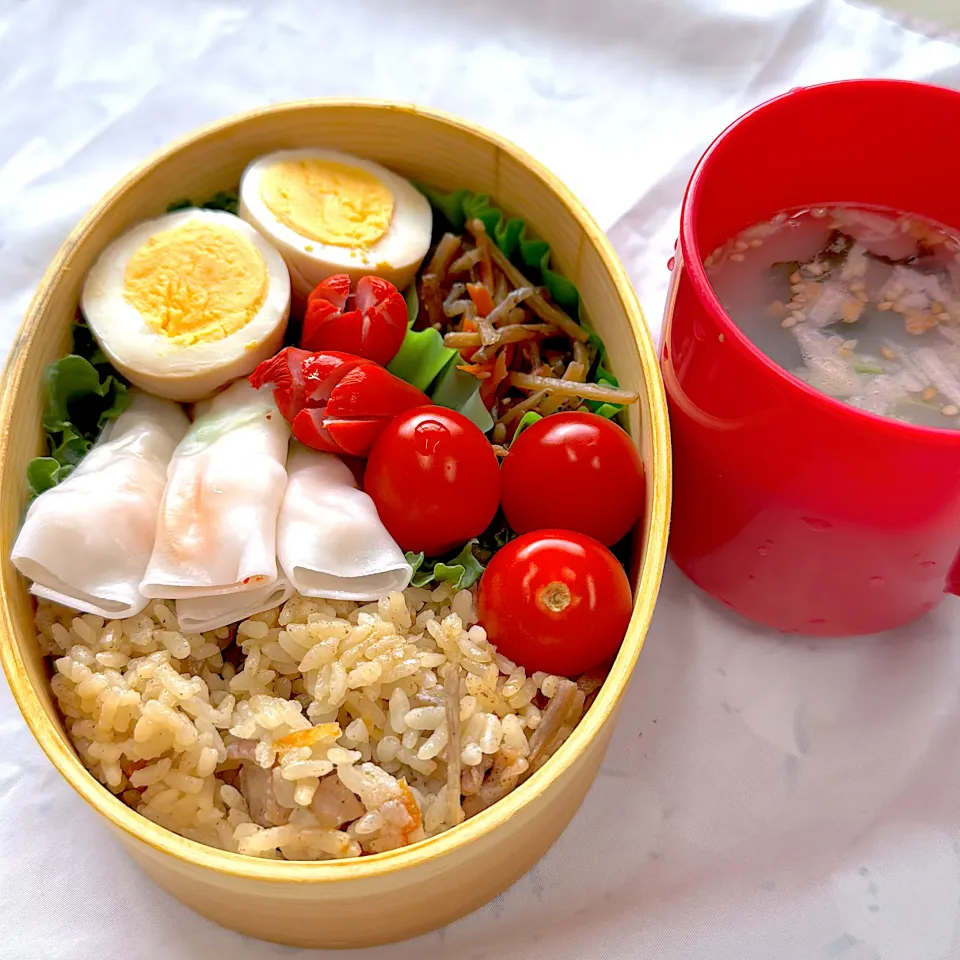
[0, 100, 671, 949]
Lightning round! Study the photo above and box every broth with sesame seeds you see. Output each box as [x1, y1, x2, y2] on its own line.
[705, 205, 960, 430]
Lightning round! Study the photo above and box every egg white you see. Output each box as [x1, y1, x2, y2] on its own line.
[80, 208, 291, 403]
[238, 148, 432, 301]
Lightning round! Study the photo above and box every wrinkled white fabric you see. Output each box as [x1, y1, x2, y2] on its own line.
[11, 392, 189, 618]
[175, 574, 294, 633]
[140, 380, 289, 599]
[3, 2, 960, 960]
[278, 445, 412, 601]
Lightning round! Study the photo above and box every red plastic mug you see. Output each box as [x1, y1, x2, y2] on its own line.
[662, 79, 960, 637]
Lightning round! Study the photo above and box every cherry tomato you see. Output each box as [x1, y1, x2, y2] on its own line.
[364, 406, 501, 556]
[477, 529, 632, 676]
[501, 412, 645, 546]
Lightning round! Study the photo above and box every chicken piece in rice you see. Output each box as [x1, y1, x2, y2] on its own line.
[37, 583, 587, 860]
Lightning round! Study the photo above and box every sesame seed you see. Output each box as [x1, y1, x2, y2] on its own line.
[730, 253, 745, 262]
[878, 301, 893, 311]
[734, 240, 749, 252]
[880, 346, 896, 361]
[790, 271, 802, 284]
[943, 404, 960, 417]
[792, 311, 806, 323]
[718, 333, 725, 343]
[780, 315, 798, 329]
[850, 281, 866, 293]
[931, 301, 944, 314]
[791, 283, 804, 293]
[922, 387, 938, 402]
[749, 239, 763, 248]
[811, 208, 828, 218]
[937, 311, 951, 321]
[856, 291, 870, 303]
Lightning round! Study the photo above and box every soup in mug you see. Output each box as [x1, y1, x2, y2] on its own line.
[706, 205, 960, 430]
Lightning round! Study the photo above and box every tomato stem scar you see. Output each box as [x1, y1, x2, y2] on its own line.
[540, 581, 571, 613]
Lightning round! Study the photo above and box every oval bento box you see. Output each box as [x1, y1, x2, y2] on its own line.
[0, 101, 671, 949]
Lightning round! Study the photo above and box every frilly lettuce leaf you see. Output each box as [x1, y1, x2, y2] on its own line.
[512, 410, 542, 440]
[584, 332, 624, 420]
[414, 184, 471, 232]
[27, 322, 129, 497]
[429, 357, 493, 434]
[405, 539, 485, 591]
[166, 190, 239, 215]
[42, 354, 127, 435]
[387, 284, 458, 392]
[26, 458, 72, 496]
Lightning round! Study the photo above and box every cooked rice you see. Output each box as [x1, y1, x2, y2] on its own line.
[38, 584, 586, 860]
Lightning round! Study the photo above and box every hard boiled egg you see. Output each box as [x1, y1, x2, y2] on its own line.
[81, 208, 290, 403]
[238, 148, 432, 301]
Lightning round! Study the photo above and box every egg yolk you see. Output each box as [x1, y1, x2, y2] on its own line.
[123, 221, 267, 345]
[259, 159, 394, 249]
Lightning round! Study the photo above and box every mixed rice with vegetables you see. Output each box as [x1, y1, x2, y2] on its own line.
[42, 584, 593, 860]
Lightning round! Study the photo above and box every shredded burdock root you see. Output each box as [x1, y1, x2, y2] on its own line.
[467, 220, 591, 343]
[443, 664, 464, 828]
[461, 677, 584, 817]
[414, 221, 639, 439]
[507, 372, 638, 404]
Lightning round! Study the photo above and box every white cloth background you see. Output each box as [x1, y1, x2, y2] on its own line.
[2, 1, 960, 958]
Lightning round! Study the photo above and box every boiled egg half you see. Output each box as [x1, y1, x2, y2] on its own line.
[81, 208, 291, 403]
[238, 148, 432, 300]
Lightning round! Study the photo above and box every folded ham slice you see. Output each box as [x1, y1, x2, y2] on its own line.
[175, 573, 294, 633]
[140, 379, 290, 600]
[12, 392, 189, 618]
[278, 444, 411, 601]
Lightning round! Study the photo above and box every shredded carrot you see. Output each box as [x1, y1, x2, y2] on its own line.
[480, 345, 514, 408]
[467, 283, 495, 318]
[397, 779, 424, 844]
[274, 723, 341, 755]
[457, 363, 493, 379]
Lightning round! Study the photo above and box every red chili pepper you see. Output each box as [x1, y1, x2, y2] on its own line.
[250, 349, 429, 457]
[301, 274, 408, 367]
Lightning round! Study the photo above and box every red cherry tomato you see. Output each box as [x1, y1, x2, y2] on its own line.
[477, 529, 632, 677]
[302, 274, 408, 367]
[501, 412, 645, 546]
[364, 406, 501, 556]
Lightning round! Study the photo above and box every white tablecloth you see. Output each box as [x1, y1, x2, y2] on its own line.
[2, 2, 960, 958]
